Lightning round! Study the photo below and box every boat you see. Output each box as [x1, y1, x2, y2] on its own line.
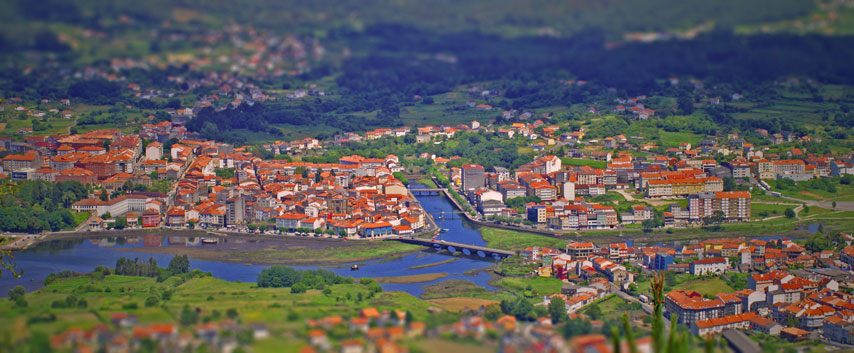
[351, 264, 359, 271]
[440, 228, 450, 233]
[201, 238, 218, 244]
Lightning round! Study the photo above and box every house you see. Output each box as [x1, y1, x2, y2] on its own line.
[665, 290, 725, 325]
[690, 258, 728, 275]
[276, 213, 308, 230]
[359, 222, 392, 238]
[566, 242, 594, 259]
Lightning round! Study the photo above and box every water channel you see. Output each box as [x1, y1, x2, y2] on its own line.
[0, 184, 497, 297]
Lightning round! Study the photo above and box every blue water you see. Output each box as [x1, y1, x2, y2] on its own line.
[1, 186, 496, 297]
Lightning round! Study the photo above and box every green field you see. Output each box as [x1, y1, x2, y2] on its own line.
[765, 178, 854, 201]
[223, 242, 422, 265]
[479, 227, 570, 251]
[561, 158, 607, 169]
[679, 278, 735, 297]
[70, 212, 91, 229]
[750, 203, 795, 218]
[634, 273, 736, 298]
[579, 294, 644, 322]
[0, 272, 440, 351]
[658, 131, 704, 148]
[0, 117, 75, 138]
[493, 276, 563, 298]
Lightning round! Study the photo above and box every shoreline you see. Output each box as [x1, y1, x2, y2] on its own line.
[407, 258, 458, 270]
[374, 272, 449, 284]
[109, 241, 423, 267]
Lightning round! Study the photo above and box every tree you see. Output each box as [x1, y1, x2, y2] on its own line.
[180, 305, 199, 326]
[257, 266, 302, 288]
[548, 296, 567, 323]
[99, 189, 108, 201]
[586, 303, 602, 320]
[677, 94, 694, 115]
[167, 254, 190, 276]
[784, 208, 796, 218]
[641, 219, 657, 232]
[702, 210, 725, 225]
[291, 282, 308, 293]
[114, 217, 127, 230]
[511, 299, 535, 320]
[560, 317, 592, 338]
[226, 308, 239, 319]
[8, 285, 25, 301]
[484, 304, 503, 320]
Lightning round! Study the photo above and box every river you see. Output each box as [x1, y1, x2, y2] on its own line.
[0, 185, 497, 297]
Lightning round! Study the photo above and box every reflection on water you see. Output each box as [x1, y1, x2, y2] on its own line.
[1, 186, 496, 297]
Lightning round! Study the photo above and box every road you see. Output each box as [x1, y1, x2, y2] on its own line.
[611, 284, 671, 329]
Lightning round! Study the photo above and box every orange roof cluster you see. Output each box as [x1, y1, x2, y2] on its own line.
[693, 312, 758, 329]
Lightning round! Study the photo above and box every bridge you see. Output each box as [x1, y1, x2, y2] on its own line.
[409, 188, 445, 195]
[388, 236, 515, 260]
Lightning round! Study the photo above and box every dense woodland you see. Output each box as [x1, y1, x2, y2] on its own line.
[256, 266, 366, 294]
[0, 180, 88, 233]
[183, 25, 854, 140]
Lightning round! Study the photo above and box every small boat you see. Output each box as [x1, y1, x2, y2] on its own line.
[351, 264, 359, 271]
[201, 238, 218, 244]
[440, 228, 450, 233]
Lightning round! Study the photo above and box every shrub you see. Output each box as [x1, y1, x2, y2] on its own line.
[145, 296, 160, 307]
[226, 308, 239, 319]
[291, 282, 308, 294]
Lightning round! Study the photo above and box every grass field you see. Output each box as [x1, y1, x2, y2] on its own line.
[579, 294, 644, 322]
[419, 279, 508, 301]
[374, 272, 448, 284]
[634, 274, 735, 297]
[426, 298, 498, 312]
[0, 117, 75, 139]
[765, 179, 854, 201]
[479, 227, 570, 251]
[494, 276, 563, 298]
[658, 131, 704, 147]
[224, 242, 422, 265]
[679, 278, 734, 297]
[561, 158, 607, 169]
[0, 272, 446, 350]
[71, 212, 91, 228]
[415, 178, 438, 188]
[751, 203, 793, 218]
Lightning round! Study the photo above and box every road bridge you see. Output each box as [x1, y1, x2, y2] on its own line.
[387, 236, 515, 260]
[409, 188, 445, 195]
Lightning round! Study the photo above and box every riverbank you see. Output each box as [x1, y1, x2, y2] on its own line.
[12, 229, 423, 266]
[374, 272, 448, 284]
[408, 258, 458, 270]
[114, 238, 422, 267]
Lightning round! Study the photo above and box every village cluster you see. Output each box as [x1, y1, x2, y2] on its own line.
[514, 235, 854, 348]
[0, 123, 432, 237]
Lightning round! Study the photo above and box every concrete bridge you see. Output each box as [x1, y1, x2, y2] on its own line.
[388, 236, 515, 260]
[409, 188, 445, 195]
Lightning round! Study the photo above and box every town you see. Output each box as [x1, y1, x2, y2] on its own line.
[4, 1, 854, 352]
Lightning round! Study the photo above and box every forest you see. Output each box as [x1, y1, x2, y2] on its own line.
[302, 131, 534, 171]
[184, 25, 854, 139]
[0, 180, 89, 233]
